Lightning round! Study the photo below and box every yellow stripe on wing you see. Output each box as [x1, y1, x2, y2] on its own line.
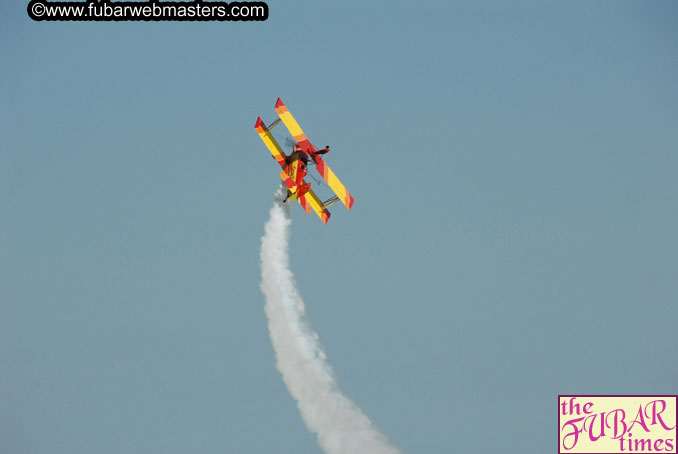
[316, 158, 355, 210]
[300, 189, 331, 224]
[275, 98, 308, 142]
[254, 117, 286, 167]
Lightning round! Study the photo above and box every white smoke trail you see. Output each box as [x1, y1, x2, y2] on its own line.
[260, 190, 400, 454]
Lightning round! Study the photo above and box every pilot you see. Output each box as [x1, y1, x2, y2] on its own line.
[316, 145, 330, 155]
[290, 144, 309, 167]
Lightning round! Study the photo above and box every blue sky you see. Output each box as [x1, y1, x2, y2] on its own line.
[2, 1, 677, 453]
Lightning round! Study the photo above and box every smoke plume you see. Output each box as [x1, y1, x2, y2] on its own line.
[260, 190, 400, 454]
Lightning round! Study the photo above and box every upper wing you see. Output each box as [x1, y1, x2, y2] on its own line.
[274, 98, 306, 142]
[254, 117, 287, 168]
[274, 98, 315, 154]
[314, 156, 355, 210]
[274, 99, 355, 211]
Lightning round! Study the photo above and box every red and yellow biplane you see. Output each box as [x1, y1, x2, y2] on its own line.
[254, 98, 354, 224]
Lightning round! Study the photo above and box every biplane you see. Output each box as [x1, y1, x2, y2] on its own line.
[254, 98, 354, 224]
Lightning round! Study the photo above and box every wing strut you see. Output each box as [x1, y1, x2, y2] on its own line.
[267, 118, 281, 130]
[323, 195, 340, 208]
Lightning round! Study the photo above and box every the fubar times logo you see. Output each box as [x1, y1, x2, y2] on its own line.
[559, 395, 677, 453]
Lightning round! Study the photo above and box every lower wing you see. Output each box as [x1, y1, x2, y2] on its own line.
[299, 189, 331, 224]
